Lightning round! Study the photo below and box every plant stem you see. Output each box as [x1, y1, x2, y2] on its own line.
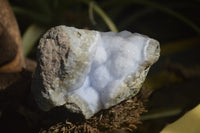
[105, 0, 200, 34]
[79, 0, 118, 32]
[134, 0, 200, 34]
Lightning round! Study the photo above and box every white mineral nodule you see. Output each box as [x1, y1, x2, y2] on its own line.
[31, 26, 160, 119]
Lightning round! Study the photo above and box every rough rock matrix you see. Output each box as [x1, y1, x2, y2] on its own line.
[31, 26, 160, 119]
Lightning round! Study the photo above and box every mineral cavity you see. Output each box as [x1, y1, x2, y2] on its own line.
[31, 26, 160, 119]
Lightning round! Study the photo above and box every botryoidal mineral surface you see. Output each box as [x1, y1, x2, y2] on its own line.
[31, 26, 160, 119]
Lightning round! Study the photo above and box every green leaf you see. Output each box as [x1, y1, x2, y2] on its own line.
[12, 6, 51, 24]
[102, 0, 200, 34]
[22, 24, 45, 56]
[79, 0, 118, 32]
[161, 104, 200, 133]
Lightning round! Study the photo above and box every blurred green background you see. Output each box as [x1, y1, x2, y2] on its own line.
[9, 0, 200, 132]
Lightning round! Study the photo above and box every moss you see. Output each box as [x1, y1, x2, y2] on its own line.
[40, 88, 152, 133]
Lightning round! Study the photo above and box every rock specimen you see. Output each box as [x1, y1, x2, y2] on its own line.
[31, 26, 160, 119]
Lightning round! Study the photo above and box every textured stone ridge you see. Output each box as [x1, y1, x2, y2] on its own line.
[31, 26, 99, 111]
[31, 26, 160, 119]
[31, 26, 70, 111]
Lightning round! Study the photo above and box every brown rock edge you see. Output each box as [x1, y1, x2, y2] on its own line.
[0, 0, 25, 73]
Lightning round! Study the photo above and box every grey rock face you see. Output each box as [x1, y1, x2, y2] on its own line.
[31, 26, 160, 119]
